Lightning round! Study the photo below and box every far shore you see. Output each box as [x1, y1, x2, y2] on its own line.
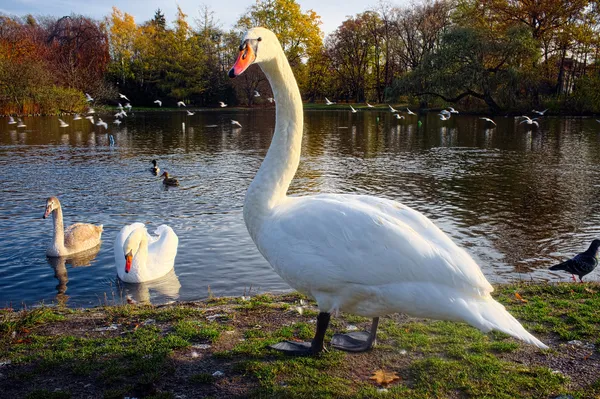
[4, 103, 600, 117]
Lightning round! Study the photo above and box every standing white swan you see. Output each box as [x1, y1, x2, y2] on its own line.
[114, 223, 178, 283]
[43, 197, 103, 257]
[229, 27, 547, 355]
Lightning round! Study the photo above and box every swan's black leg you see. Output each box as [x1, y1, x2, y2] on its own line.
[331, 317, 379, 352]
[270, 312, 330, 355]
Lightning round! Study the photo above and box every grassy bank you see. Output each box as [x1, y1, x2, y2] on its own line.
[0, 283, 598, 398]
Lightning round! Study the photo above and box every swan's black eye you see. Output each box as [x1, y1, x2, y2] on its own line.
[257, 37, 262, 42]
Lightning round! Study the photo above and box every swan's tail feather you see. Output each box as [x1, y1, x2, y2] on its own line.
[470, 298, 548, 349]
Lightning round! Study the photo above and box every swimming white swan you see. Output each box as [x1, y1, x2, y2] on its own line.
[43, 197, 103, 257]
[114, 223, 178, 283]
[229, 27, 548, 355]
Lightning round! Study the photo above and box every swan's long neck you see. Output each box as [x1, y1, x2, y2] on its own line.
[52, 207, 65, 250]
[244, 49, 303, 238]
[132, 234, 149, 273]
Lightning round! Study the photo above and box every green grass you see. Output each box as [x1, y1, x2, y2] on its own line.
[1, 283, 599, 398]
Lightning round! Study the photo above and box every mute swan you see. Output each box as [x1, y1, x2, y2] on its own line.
[114, 223, 178, 283]
[154, 99, 162, 107]
[119, 93, 130, 102]
[229, 27, 548, 355]
[160, 172, 179, 186]
[85, 93, 93, 102]
[231, 120, 243, 128]
[549, 239, 599, 282]
[43, 197, 103, 257]
[177, 101, 186, 107]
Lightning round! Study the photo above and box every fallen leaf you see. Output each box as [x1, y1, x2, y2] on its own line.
[584, 287, 597, 294]
[515, 292, 528, 303]
[370, 369, 400, 386]
[20, 328, 30, 334]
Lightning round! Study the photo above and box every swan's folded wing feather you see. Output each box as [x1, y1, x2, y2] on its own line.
[64, 223, 102, 248]
[148, 225, 178, 268]
[260, 194, 492, 295]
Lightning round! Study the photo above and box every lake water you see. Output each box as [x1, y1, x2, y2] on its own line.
[1, 110, 599, 308]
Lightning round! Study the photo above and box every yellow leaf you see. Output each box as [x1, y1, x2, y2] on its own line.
[515, 292, 528, 303]
[369, 369, 400, 386]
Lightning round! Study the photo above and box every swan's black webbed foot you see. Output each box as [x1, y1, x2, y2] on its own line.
[269, 341, 314, 355]
[331, 317, 379, 353]
[269, 312, 331, 356]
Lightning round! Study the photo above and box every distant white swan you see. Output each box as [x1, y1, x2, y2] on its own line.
[325, 97, 335, 105]
[228, 27, 548, 355]
[119, 93, 130, 102]
[177, 101, 186, 107]
[349, 105, 357, 113]
[43, 196, 103, 257]
[154, 99, 162, 107]
[388, 104, 398, 113]
[114, 223, 178, 283]
[219, 101, 228, 107]
[58, 119, 69, 128]
[231, 120, 242, 128]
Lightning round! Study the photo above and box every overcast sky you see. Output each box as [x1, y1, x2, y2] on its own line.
[0, 0, 406, 35]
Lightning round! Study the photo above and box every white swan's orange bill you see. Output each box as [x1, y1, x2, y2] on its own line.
[229, 44, 255, 77]
[125, 254, 133, 273]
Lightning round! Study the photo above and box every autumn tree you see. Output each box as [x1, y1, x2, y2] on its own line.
[326, 13, 376, 102]
[396, 25, 540, 112]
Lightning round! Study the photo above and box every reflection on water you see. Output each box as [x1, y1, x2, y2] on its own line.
[115, 269, 181, 305]
[1, 110, 600, 307]
[46, 246, 100, 304]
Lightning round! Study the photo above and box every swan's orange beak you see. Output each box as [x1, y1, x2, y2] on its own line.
[125, 252, 133, 273]
[229, 43, 255, 78]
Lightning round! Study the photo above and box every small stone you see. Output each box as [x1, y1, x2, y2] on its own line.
[240, 296, 250, 301]
[212, 370, 224, 378]
[399, 349, 407, 355]
[94, 324, 118, 332]
[377, 388, 389, 393]
[346, 325, 358, 332]
[296, 306, 304, 315]
[567, 340, 595, 349]
[207, 314, 225, 321]
[551, 370, 563, 375]
[143, 319, 156, 325]
[191, 351, 199, 358]
[192, 344, 211, 350]
[10, 332, 15, 339]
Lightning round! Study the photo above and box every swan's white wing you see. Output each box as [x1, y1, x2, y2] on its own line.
[259, 194, 492, 297]
[113, 223, 145, 274]
[147, 225, 178, 271]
